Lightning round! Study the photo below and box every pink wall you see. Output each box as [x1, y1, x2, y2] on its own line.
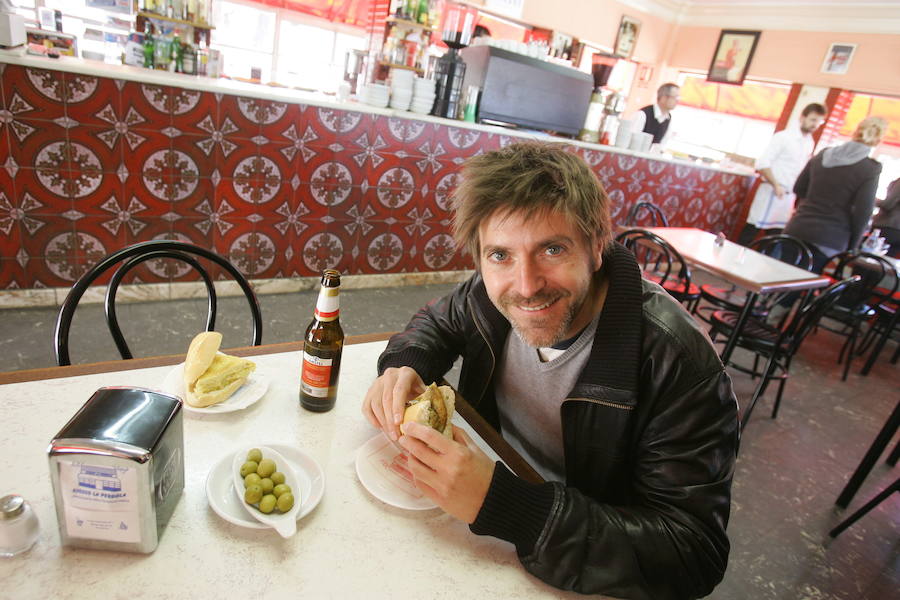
[669, 28, 900, 97]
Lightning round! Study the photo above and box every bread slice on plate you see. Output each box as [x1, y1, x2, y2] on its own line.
[183, 331, 255, 408]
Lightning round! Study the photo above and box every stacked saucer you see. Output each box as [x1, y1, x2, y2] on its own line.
[410, 77, 436, 114]
[389, 69, 415, 111]
[359, 83, 389, 108]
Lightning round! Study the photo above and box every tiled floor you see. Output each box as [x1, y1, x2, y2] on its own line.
[1, 278, 897, 599]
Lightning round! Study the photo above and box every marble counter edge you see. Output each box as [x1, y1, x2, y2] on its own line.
[0, 50, 755, 177]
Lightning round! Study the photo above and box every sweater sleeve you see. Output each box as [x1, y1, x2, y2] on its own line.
[848, 163, 882, 250]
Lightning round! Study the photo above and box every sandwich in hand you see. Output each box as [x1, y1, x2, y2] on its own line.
[183, 331, 256, 408]
[402, 383, 455, 438]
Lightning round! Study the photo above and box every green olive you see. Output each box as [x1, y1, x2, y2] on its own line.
[240, 460, 259, 477]
[247, 448, 263, 463]
[257, 458, 276, 478]
[259, 494, 277, 514]
[260, 478, 274, 493]
[276, 492, 294, 513]
[244, 484, 263, 505]
[244, 473, 262, 488]
[270, 471, 286, 485]
[272, 483, 290, 498]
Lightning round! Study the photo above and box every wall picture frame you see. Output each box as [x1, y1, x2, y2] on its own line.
[707, 29, 761, 85]
[821, 43, 857, 75]
[614, 15, 640, 59]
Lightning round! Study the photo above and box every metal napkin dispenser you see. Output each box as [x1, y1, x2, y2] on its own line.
[48, 387, 184, 553]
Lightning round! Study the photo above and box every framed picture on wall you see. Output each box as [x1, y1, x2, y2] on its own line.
[707, 29, 760, 85]
[614, 15, 640, 59]
[821, 43, 857, 75]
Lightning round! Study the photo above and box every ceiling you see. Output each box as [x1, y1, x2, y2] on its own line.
[620, 0, 900, 34]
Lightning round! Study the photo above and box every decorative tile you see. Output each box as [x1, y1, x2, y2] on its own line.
[63, 73, 121, 127]
[4, 66, 67, 120]
[120, 81, 172, 130]
[257, 100, 305, 144]
[218, 94, 262, 140]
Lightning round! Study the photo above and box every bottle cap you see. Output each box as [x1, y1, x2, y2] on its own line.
[0, 495, 25, 519]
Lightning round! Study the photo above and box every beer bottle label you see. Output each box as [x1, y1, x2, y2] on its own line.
[314, 287, 339, 322]
[301, 352, 332, 397]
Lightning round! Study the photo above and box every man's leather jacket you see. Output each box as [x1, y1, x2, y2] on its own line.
[378, 243, 739, 600]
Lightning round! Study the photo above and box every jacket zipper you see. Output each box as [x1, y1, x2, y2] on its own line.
[564, 397, 635, 411]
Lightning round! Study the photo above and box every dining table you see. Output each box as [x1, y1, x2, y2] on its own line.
[644, 227, 833, 363]
[0, 334, 589, 599]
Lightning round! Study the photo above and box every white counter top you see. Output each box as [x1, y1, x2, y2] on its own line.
[0, 48, 753, 177]
[0, 341, 590, 599]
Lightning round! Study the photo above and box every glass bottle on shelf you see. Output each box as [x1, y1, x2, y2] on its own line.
[143, 24, 155, 69]
[173, 34, 184, 73]
[417, 0, 429, 25]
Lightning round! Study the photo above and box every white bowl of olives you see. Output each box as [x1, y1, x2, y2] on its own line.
[232, 446, 301, 537]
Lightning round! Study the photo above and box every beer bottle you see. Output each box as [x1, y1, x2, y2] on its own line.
[300, 270, 344, 412]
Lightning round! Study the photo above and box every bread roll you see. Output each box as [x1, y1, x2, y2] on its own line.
[182, 331, 255, 408]
[402, 383, 455, 438]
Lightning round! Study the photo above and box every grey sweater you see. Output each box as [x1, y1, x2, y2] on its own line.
[784, 149, 882, 253]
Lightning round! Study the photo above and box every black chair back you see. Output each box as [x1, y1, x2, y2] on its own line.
[55, 240, 263, 366]
[616, 228, 692, 290]
[782, 275, 862, 355]
[624, 201, 669, 227]
[824, 251, 898, 313]
[751, 234, 814, 271]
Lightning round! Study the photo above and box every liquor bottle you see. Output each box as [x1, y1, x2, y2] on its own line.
[417, 0, 429, 25]
[143, 25, 155, 69]
[173, 34, 184, 73]
[299, 270, 344, 412]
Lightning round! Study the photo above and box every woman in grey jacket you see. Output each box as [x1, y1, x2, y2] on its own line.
[783, 115, 888, 272]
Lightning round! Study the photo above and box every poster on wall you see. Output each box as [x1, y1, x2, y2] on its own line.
[820, 43, 856, 75]
[707, 29, 760, 85]
[614, 15, 640, 59]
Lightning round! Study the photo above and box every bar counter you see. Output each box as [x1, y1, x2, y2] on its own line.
[0, 49, 753, 296]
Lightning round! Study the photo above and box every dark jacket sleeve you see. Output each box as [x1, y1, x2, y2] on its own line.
[792, 156, 813, 200]
[376, 276, 474, 383]
[848, 161, 882, 250]
[877, 177, 900, 212]
[471, 309, 738, 599]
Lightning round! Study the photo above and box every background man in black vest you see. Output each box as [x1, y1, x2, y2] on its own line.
[632, 83, 680, 147]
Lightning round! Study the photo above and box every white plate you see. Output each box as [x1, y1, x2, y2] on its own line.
[206, 443, 325, 530]
[354, 433, 437, 510]
[231, 445, 301, 537]
[162, 362, 269, 414]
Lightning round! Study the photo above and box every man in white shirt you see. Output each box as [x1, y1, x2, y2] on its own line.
[631, 83, 680, 148]
[737, 103, 827, 246]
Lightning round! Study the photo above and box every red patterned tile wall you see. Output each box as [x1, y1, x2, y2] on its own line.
[0, 63, 751, 290]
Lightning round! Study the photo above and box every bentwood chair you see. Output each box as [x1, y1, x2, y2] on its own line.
[693, 234, 814, 324]
[616, 228, 701, 310]
[624, 201, 670, 228]
[818, 251, 898, 381]
[709, 276, 861, 431]
[55, 240, 263, 366]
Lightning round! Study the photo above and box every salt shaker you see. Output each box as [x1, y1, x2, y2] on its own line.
[0, 494, 40, 557]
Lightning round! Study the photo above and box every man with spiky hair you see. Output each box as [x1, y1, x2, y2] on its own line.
[362, 142, 738, 600]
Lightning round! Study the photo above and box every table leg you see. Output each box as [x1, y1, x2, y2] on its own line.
[835, 399, 900, 508]
[721, 292, 758, 364]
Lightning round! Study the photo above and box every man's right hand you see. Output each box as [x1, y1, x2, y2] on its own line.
[773, 183, 785, 198]
[362, 366, 426, 441]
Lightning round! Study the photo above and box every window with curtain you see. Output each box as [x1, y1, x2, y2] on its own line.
[667, 73, 791, 163]
[211, 0, 368, 90]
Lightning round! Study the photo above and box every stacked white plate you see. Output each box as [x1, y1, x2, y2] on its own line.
[359, 83, 390, 108]
[410, 77, 436, 114]
[389, 68, 415, 111]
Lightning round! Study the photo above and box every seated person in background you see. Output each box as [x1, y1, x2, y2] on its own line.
[362, 142, 739, 600]
[632, 83, 680, 147]
[873, 177, 900, 258]
[738, 103, 827, 246]
[472, 24, 491, 39]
